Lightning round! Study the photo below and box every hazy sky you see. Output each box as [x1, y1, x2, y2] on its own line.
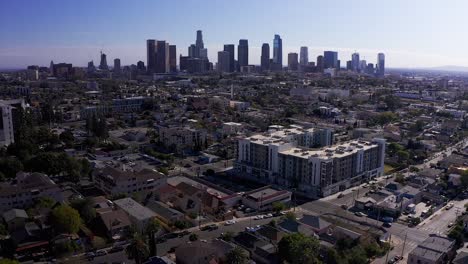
[1, 0, 468, 69]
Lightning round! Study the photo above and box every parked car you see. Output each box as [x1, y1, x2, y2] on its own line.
[354, 212, 366, 217]
[225, 220, 236, 225]
[95, 250, 107, 257]
[207, 224, 218, 231]
[382, 222, 392, 228]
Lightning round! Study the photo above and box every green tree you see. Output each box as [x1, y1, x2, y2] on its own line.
[460, 171, 468, 188]
[71, 198, 96, 224]
[221, 231, 234, 242]
[225, 247, 249, 264]
[272, 202, 286, 213]
[51, 205, 81, 234]
[35, 196, 56, 209]
[278, 233, 321, 264]
[189, 233, 198, 241]
[324, 248, 341, 264]
[0, 259, 19, 264]
[59, 130, 75, 146]
[396, 150, 410, 163]
[0, 157, 24, 178]
[347, 246, 368, 264]
[125, 233, 149, 264]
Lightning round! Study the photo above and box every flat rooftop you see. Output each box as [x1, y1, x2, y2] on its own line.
[114, 198, 156, 221]
[279, 140, 379, 159]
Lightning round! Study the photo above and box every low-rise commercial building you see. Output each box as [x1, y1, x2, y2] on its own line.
[408, 235, 456, 264]
[242, 187, 291, 211]
[114, 198, 157, 232]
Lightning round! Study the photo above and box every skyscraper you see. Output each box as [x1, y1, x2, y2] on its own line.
[260, 43, 270, 71]
[351, 52, 360, 72]
[217, 51, 230, 72]
[238, 39, 249, 69]
[169, 45, 177, 72]
[113, 58, 121, 74]
[196, 30, 204, 49]
[299, 46, 308, 66]
[377, 53, 385, 77]
[223, 44, 235, 72]
[146, 39, 156, 74]
[323, 51, 338, 69]
[288, 53, 299, 71]
[99, 51, 108, 70]
[316, 55, 324, 72]
[155, 41, 169, 73]
[273, 34, 283, 68]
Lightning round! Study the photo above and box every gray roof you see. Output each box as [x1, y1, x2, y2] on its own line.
[410, 247, 442, 261]
[453, 251, 468, 264]
[114, 198, 156, 221]
[2, 209, 28, 222]
[299, 215, 331, 230]
[419, 235, 455, 253]
[146, 201, 184, 221]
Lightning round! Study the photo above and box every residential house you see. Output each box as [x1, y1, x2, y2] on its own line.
[113, 198, 157, 232]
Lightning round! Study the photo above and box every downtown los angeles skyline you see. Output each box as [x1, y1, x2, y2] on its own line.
[2, 0, 468, 69]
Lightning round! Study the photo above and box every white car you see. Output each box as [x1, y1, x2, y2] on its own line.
[265, 213, 273, 218]
[225, 220, 236, 225]
[253, 215, 262, 220]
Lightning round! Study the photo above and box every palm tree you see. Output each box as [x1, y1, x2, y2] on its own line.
[125, 232, 149, 264]
[225, 247, 249, 264]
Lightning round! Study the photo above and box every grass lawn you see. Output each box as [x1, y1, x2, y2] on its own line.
[384, 164, 395, 174]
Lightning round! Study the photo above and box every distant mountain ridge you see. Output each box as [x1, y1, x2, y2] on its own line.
[425, 65, 468, 72]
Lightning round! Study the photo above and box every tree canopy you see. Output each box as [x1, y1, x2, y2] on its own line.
[51, 205, 81, 234]
[278, 233, 321, 264]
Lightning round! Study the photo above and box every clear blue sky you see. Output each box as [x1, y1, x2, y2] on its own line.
[1, 0, 467, 69]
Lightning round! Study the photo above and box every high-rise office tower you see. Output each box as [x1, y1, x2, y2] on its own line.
[99, 51, 108, 70]
[261, 43, 270, 71]
[196, 30, 204, 49]
[323, 51, 338, 69]
[377, 53, 385, 77]
[155, 41, 169, 73]
[288, 53, 299, 71]
[299, 46, 308, 65]
[273, 34, 283, 67]
[137, 61, 146, 72]
[200, 48, 208, 59]
[351, 52, 360, 72]
[113, 58, 121, 74]
[238, 39, 249, 69]
[223, 44, 235, 72]
[87, 61, 95, 73]
[188, 44, 198, 58]
[146, 39, 156, 73]
[346, 60, 352, 71]
[316, 55, 324, 72]
[366, 63, 375, 75]
[217, 51, 230, 72]
[359, 60, 367, 72]
[169, 45, 177, 72]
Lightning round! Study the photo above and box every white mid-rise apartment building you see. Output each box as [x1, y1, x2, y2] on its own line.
[0, 103, 14, 147]
[235, 126, 384, 198]
[0, 99, 26, 147]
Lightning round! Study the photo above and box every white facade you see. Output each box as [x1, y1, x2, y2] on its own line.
[0, 103, 14, 147]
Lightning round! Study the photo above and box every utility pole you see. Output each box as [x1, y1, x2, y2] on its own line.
[401, 233, 407, 258]
[384, 234, 392, 264]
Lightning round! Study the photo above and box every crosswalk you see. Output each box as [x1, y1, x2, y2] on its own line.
[416, 226, 446, 235]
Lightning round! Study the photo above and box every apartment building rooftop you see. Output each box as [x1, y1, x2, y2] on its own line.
[279, 140, 380, 159]
[113, 198, 156, 221]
